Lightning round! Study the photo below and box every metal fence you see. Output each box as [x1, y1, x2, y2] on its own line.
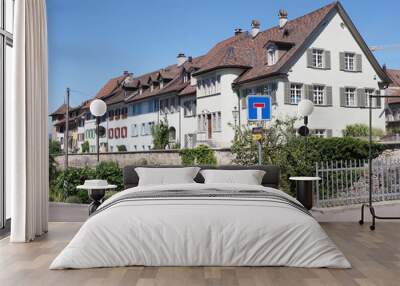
[314, 158, 400, 208]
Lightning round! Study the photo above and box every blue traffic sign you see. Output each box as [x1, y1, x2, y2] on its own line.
[247, 95, 271, 121]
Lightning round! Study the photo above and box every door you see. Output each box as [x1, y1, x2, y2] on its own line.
[207, 114, 212, 139]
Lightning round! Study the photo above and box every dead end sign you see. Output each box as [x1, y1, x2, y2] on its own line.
[247, 95, 272, 121]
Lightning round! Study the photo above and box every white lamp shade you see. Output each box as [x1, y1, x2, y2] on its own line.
[90, 99, 107, 117]
[298, 99, 314, 116]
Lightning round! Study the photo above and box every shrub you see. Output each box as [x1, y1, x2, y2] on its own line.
[231, 118, 385, 194]
[151, 121, 169, 150]
[342, 123, 384, 138]
[81, 141, 90, 153]
[116, 145, 127, 152]
[50, 161, 124, 204]
[180, 145, 217, 166]
[49, 140, 62, 155]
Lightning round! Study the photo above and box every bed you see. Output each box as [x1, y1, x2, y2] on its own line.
[50, 165, 350, 269]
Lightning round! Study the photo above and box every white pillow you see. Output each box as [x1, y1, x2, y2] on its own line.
[200, 169, 265, 185]
[135, 167, 200, 186]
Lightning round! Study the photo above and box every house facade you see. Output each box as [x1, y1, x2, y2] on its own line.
[50, 1, 391, 153]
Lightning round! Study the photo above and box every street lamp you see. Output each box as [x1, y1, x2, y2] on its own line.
[232, 106, 239, 127]
[297, 99, 314, 168]
[90, 99, 107, 162]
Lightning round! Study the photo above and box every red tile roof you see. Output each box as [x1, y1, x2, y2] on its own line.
[387, 69, 400, 87]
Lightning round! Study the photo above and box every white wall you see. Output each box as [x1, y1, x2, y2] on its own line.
[195, 68, 243, 147]
[281, 12, 385, 136]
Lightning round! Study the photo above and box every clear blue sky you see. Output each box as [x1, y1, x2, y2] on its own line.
[47, 0, 400, 114]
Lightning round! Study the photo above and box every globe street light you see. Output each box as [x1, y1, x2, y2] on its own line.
[90, 99, 107, 162]
[297, 99, 315, 171]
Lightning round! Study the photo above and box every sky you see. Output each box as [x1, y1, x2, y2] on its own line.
[47, 0, 400, 114]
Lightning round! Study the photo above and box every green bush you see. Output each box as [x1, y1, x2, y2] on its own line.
[180, 145, 217, 166]
[50, 161, 124, 204]
[231, 118, 385, 194]
[342, 123, 384, 138]
[49, 140, 62, 155]
[151, 121, 169, 150]
[81, 141, 90, 153]
[116, 145, 127, 152]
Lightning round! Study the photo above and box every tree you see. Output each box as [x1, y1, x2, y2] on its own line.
[151, 121, 169, 149]
[81, 141, 90, 153]
[49, 140, 61, 155]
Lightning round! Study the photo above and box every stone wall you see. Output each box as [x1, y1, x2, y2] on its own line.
[54, 148, 234, 169]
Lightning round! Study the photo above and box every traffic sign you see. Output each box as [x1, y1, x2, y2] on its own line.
[247, 95, 271, 121]
[252, 127, 263, 141]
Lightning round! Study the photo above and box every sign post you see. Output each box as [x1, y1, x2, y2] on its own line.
[247, 95, 272, 165]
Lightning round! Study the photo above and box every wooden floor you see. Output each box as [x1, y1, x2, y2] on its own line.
[0, 222, 399, 286]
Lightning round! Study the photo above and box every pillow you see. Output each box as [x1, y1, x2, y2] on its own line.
[200, 169, 266, 185]
[135, 167, 200, 186]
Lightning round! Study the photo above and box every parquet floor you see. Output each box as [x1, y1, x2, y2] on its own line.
[0, 222, 399, 286]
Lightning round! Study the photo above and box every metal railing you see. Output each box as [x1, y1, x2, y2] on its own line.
[315, 158, 400, 208]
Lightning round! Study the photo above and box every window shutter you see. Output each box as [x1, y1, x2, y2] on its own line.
[375, 90, 382, 108]
[284, 82, 291, 104]
[356, 54, 362, 72]
[339, 52, 345, 70]
[241, 96, 247, 109]
[325, 86, 332, 106]
[271, 82, 277, 105]
[326, 129, 333, 137]
[357, 88, 366, 107]
[307, 49, 313, 68]
[324, 50, 331, 69]
[305, 84, 313, 101]
[340, 87, 346, 107]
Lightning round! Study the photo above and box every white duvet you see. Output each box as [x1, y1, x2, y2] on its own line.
[50, 183, 351, 269]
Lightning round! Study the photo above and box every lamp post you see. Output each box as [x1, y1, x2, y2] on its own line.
[90, 99, 107, 162]
[232, 106, 239, 128]
[297, 99, 314, 165]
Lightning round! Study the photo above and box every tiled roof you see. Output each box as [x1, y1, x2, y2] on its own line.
[387, 69, 400, 87]
[50, 103, 68, 116]
[179, 84, 196, 96]
[84, 1, 390, 107]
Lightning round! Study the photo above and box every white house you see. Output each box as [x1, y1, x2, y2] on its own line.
[51, 1, 392, 152]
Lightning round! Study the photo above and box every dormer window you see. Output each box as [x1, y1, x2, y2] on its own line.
[183, 72, 191, 83]
[266, 44, 277, 66]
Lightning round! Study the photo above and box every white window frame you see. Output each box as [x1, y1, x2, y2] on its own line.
[290, 84, 302, 104]
[365, 88, 375, 107]
[267, 44, 277, 65]
[345, 52, 355, 71]
[313, 85, 325, 105]
[313, 129, 326, 138]
[345, 88, 356, 106]
[312, 49, 323, 68]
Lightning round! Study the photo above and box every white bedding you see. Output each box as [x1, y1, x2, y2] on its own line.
[50, 183, 351, 269]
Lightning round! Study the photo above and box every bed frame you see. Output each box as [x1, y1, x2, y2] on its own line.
[123, 165, 281, 189]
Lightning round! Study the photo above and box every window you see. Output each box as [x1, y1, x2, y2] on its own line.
[108, 110, 114, 120]
[121, 107, 128, 118]
[197, 114, 207, 132]
[313, 129, 326, 138]
[131, 124, 138, 137]
[141, 123, 146, 136]
[198, 75, 221, 96]
[114, 108, 121, 120]
[169, 97, 176, 113]
[184, 100, 196, 117]
[313, 85, 325, 105]
[290, 84, 302, 104]
[312, 49, 323, 68]
[345, 53, 355, 71]
[365, 89, 375, 107]
[183, 72, 191, 83]
[267, 44, 277, 65]
[345, 88, 356, 106]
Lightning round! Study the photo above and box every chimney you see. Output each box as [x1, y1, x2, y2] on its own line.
[177, 53, 187, 66]
[234, 28, 243, 36]
[123, 70, 130, 75]
[188, 56, 193, 63]
[278, 9, 288, 29]
[251, 19, 260, 37]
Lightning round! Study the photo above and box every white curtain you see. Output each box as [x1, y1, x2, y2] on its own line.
[9, 0, 49, 242]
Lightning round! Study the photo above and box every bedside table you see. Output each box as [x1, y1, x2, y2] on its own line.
[289, 177, 321, 210]
[77, 180, 117, 215]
